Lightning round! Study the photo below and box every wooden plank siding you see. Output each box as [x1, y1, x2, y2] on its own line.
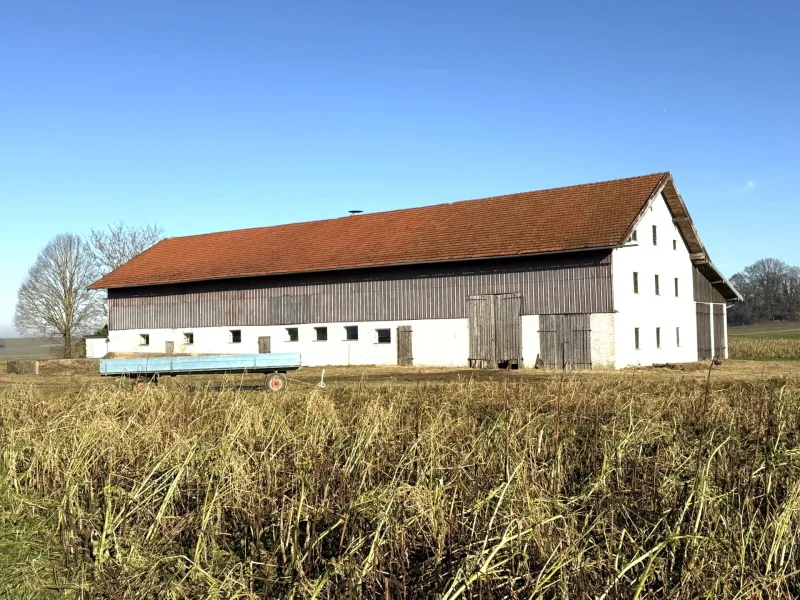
[109, 252, 613, 330]
[693, 266, 727, 304]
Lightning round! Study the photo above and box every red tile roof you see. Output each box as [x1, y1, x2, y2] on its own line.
[90, 172, 668, 289]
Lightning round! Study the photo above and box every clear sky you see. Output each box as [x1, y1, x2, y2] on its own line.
[1, 0, 798, 336]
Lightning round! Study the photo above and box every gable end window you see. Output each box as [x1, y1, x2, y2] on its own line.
[656, 327, 661, 349]
[315, 327, 328, 342]
[628, 229, 638, 243]
[674, 277, 679, 297]
[229, 330, 242, 344]
[633, 272, 639, 294]
[655, 274, 660, 296]
[634, 328, 640, 350]
[673, 239, 677, 251]
[652, 225, 658, 246]
[676, 327, 681, 347]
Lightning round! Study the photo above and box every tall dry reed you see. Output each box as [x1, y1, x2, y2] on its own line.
[1, 373, 800, 598]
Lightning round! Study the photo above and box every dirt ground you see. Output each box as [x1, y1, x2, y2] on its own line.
[2, 357, 800, 394]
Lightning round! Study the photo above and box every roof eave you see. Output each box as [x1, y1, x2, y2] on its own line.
[661, 175, 742, 302]
[88, 245, 619, 291]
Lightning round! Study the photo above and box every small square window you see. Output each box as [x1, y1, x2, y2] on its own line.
[654, 274, 660, 296]
[674, 277, 679, 297]
[673, 239, 677, 251]
[345, 325, 358, 341]
[631, 229, 638, 242]
[183, 332, 194, 345]
[139, 333, 150, 346]
[315, 326, 328, 341]
[676, 327, 681, 347]
[634, 328, 640, 350]
[286, 327, 298, 342]
[656, 327, 661, 349]
[229, 330, 241, 344]
[633, 272, 639, 294]
[652, 225, 658, 246]
[376, 328, 391, 344]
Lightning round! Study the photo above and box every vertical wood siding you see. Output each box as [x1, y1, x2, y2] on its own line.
[109, 252, 613, 330]
[693, 266, 727, 303]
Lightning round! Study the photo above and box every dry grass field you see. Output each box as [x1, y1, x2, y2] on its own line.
[728, 323, 800, 360]
[729, 337, 800, 361]
[2, 358, 800, 598]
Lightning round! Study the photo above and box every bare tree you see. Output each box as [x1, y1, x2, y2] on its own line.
[90, 222, 165, 275]
[729, 258, 800, 325]
[14, 234, 104, 357]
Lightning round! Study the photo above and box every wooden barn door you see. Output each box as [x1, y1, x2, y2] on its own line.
[397, 326, 413, 366]
[713, 304, 726, 359]
[468, 295, 495, 368]
[258, 336, 271, 354]
[495, 293, 522, 368]
[696, 304, 712, 360]
[539, 314, 592, 370]
[467, 294, 522, 368]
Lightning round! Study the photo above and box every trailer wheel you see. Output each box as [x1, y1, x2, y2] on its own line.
[266, 373, 287, 392]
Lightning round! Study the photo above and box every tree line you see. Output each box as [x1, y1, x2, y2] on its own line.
[13, 224, 164, 357]
[728, 258, 800, 325]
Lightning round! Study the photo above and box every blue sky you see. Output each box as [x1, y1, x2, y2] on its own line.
[1, 0, 798, 336]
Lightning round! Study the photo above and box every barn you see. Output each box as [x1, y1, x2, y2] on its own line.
[87, 172, 740, 369]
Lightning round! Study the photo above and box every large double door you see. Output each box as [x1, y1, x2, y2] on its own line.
[538, 314, 592, 370]
[467, 293, 522, 368]
[696, 303, 726, 360]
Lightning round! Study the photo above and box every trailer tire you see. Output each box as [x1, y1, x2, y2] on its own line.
[266, 373, 287, 393]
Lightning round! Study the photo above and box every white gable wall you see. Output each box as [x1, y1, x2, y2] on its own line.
[612, 192, 698, 368]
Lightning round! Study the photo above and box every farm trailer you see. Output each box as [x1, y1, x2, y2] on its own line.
[99, 352, 302, 392]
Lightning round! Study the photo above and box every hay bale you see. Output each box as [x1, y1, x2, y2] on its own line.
[7, 360, 39, 375]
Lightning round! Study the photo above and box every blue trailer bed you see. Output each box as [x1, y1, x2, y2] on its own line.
[100, 353, 302, 391]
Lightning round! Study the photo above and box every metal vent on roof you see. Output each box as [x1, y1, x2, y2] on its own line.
[348, 210, 363, 216]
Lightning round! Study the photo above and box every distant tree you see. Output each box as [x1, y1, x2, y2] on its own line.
[90, 222, 164, 275]
[13, 234, 104, 358]
[728, 258, 800, 325]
